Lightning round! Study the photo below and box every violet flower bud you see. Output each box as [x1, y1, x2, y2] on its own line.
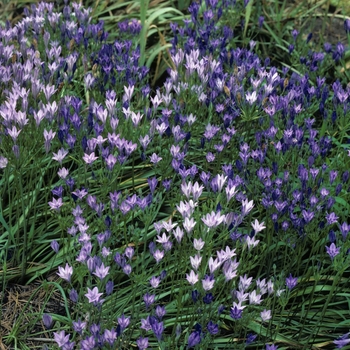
[42, 314, 53, 329]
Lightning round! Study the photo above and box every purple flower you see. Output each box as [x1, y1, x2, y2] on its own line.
[222, 259, 238, 281]
[85, 286, 104, 305]
[261, 309, 272, 322]
[153, 249, 164, 263]
[190, 254, 202, 270]
[207, 320, 219, 335]
[136, 337, 149, 350]
[69, 289, 78, 303]
[345, 19, 350, 34]
[57, 263, 73, 282]
[0, 156, 8, 169]
[340, 222, 349, 240]
[258, 16, 264, 28]
[239, 274, 253, 291]
[208, 256, 222, 273]
[302, 209, 314, 223]
[53, 330, 70, 347]
[246, 333, 257, 344]
[7, 126, 21, 142]
[123, 264, 132, 275]
[118, 315, 130, 332]
[81, 336, 96, 349]
[149, 276, 161, 288]
[326, 243, 340, 260]
[241, 199, 254, 216]
[251, 219, 265, 233]
[83, 152, 98, 165]
[266, 345, 278, 350]
[230, 305, 243, 319]
[147, 177, 158, 194]
[50, 240, 59, 253]
[143, 293, 155, 309]
[48, 198, 63, 211]
[291, 29, 299, 40]
[105, 154, 117, 170]
[201, 211, 225, 228]
[186, 270, 199, 285]
[249, 290, 262, 305]
[183, 217, 196, 234]
[52, 148, 68, 165]
[326, 212, 339, 225]
[42, 314, 53, 329]
[150, 153, 162, 164]
[150, 318, 164, 341]
[202, 274, 215, 291]
[334, 333, 350, 348]
[93, 262, 110, 279]
[72, 319, 86, 334]
[193, 238, 205, 251]
[106, 280, 114, 295]
[103, 328, 117, 346]
[43, 129, 56, 154]
[155, 305, 166, 319]
[187, 331, 201, 347]
[285, 273, 298, 290]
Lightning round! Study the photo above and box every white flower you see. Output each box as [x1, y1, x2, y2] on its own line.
[251, 219, 266, 233]
[241, 199, 254, 216]
[260, 309, 272, 322]
[186, 270, 199, 285]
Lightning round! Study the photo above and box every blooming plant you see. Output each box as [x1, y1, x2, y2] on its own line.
[1, 0, 350, 349]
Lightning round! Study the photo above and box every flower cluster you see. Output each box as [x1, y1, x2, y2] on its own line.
[1, 0, 350, 349]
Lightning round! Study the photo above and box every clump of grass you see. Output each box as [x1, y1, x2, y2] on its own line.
[1, 0, 350, 349]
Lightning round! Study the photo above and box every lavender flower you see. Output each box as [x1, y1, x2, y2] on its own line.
[0, 156, 8, 169]
[241, 199, 254, 216]
[48, 198, 63, 211]
[69, 289, 79, 303]
[53, 331, 71, 348]
[334, 333, 350, 348]
[153, 249, 164, 263]
[103, 328, 117, 346]
[190, 254, 202, 270]
[260, 309, 272, 322]
[187, 331, 201, 347]
[186, 270, 199, 285]
[230, 303, 244, 320]
[150, 318, 164, 341]
[201, 211, 225, 228]
[326, 243, 340, 260]
[57, 263, 73, 282]
[251, 219, 266, 233]
[207, 320, 219, 335]
[193, 238, 205, 250]
[72, 319, 86, 334]
[42, 314, 53, 329]
[93, 262, 110, 279]
[52, 148, 69, 165]
[202, 274, 215, 291]
[85, 286, 104, 305]
[83, 152, 98, 165]
[266, 345, 278, 350]
[285, 273, 298, 290]
[50, 240, 59, 253]
[136, 337, 149, 350]
[143, 293, 155, 309]
[325, 212, 339, 225]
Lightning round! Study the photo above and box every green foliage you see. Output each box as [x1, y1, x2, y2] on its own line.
[1, 0, 350, 349]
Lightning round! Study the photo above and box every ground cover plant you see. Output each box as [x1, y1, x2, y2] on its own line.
[1, 0, 350, 349]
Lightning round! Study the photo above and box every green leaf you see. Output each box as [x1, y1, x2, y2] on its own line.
[244, 0, 254, 39]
